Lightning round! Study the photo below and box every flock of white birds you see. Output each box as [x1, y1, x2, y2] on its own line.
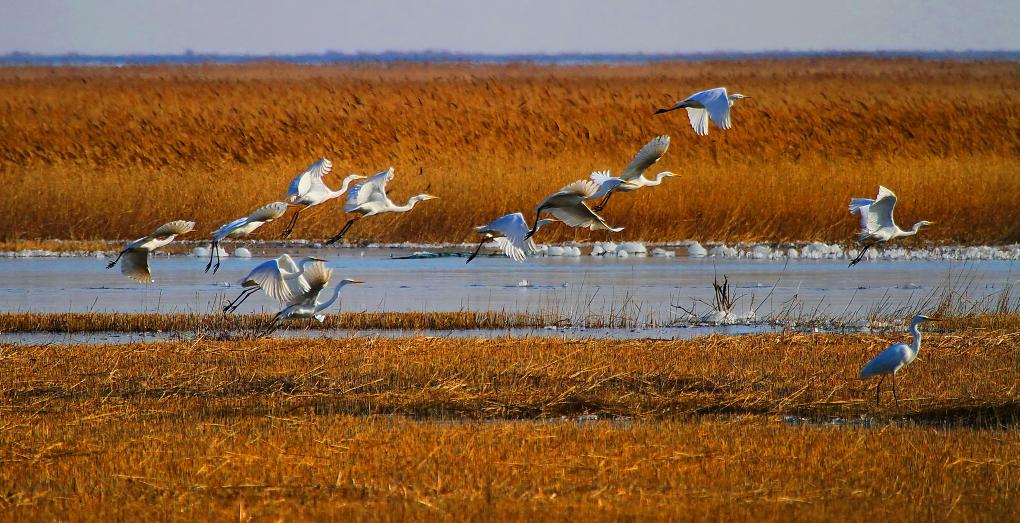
[101, 86, 942, 405]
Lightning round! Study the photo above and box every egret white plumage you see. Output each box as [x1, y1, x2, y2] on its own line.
[106, 220, 195, 283]
[222, 254, 326, 313]
[588, 135, 676, 211]
[324, 167, 437, 245]
[281, 158, 366, 238]
[525, 179, 623, 239]
[860, 314, 940, 406]
[655, 87, 749, 136]
[466, 212, 558, 264]
[848, 186, 934, 267]
[260, 261, 364, 336]
[206, 201, 288, 274]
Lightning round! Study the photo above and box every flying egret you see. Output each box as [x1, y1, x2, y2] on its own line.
[206, 201, 289, 274]
[525, 179, 623, 239]
[848, 186, 934, 267]
[106, 220, 195, 283]
[860, 314, 940, 406]
[281, 158, 366, 238]
[324, 167, 438, 245]
[466, 213, 559, 264]
[259, 261, 364, 336]
[655, 87, 750, 136]
[222, 254, 326, 313]
[588, 135, 676, 211]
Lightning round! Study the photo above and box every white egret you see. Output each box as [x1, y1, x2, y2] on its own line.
[588, 135, 676, 211]
[860, 314, 940, 406]
[106, 220, 195, 283]
[260, 261, 364, 336]
[207, 201, 289, 273]
[281, 158, 366, 238]
[324, 167, 438, 245]
[526, 179, 624, 239]
[222, 254, 327, 313]
[466, 213, 559, 264]
[848, 186, 934, 267]
[655, 87, 750, 136]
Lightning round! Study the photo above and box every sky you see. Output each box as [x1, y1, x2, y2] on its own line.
[1, 0, 1018, 55]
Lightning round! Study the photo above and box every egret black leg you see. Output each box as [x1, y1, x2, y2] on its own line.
[281, 207, 303, 239]
[524, 207, 546, 240]
[848, 245, 871, 268]
[258, 318, 280, 339]
[891, 374, 899, 407]
[875, 375, 885, 406]
[325, 219, 356, 246]
[593, 191, 613, 212]
[223, 287, 258, 313]
[466, 237, 488, 264]
[205, 242, 218, 273]
[106, 250, 126, 269]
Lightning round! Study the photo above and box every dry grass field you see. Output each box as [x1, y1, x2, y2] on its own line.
[2, 331, 1019, 520]
[2, 59, 1019, 245]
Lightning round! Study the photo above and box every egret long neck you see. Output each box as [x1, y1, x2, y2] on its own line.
[314, 282, 348, 314]
[393, 197, 425, 213]
[332, 176, 360, 199]
[908, 320, 924, 354]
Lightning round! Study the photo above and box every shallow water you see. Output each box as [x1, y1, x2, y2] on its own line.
[0, 247, 1015, 322]
[0, 324, 780, 345]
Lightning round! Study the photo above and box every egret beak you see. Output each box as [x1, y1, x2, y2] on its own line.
[424, 195, 439, 200]
[349, 279, 365, 284]
[311, 257, 328, 262]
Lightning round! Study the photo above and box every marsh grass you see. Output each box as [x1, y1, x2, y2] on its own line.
[1, 334, 1018, 520]
[2, 59, 1018, 244]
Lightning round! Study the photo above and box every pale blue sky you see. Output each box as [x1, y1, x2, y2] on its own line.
[1, 0, 1018, 55]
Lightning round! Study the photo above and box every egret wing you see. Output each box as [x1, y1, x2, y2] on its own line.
[120, 250, 153, 283]
[213, 216, 248, 240]
[865, 186, 898, 232]
[556, 179, 600, 198]
[151, 220, 195, 239]
[860, 343, 910, 378]
[296, 261, 333, 305]
[492, 237, 527, 262]
[488, 213, 530, 261]
[619, 135, 670, 181]
[247, 201, 289, 222]
[345, 167, 394, 211]
[587, 170, 619, 200]
[246, 258, 310, 304]
[288, 158, 332, 200]
[685, 108, 710, 136]
[277, 253, 299, 273]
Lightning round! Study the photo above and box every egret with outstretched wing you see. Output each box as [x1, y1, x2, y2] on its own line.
[526, 179, 623, 239]
[588, 135, 676, 211]
[466, 212, 559, 263]
[282, 158, 365, 237]
[259, 261, 364, 336]
[655, 87, 749, 136]
[106, 220, 195, 283]
[847, 186, 934, 267]
[206, 201, 289, 273]
[222, 254, 326, 313]
[324, 167, 437, 245]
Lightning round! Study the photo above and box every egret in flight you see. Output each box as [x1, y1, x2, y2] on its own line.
[324, 167, 438, 245]
[222, 254, 326, 313]
[655, 87, 750, 136]
[588, 135, 676, 211]
[860, 314, 940, 406]
[260, 261, 364, 336]
[106, 220, 195, 283]
[848, 186, 934, 267]
[526, 179, 623, 239]
[207, 201, 289, 273]
[281, 158, 366, 238]
[467, 213, 558, 263]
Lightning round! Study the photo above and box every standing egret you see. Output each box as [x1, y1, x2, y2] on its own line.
[588, 135, 676, 211]
[222, 254, 326, 313]
[525, 179, 623, 239]
[655, 87, 750, 136]
[848, 186, 934, 267]
[860, 314, 940, 406]
[281, 158, 366, 238]
[106, 220, 195, 283]
[207, 202, 289, 274]
[324, 167, 438, 245]
[260, 261, 364, 336]
[466, 213, 558, 264]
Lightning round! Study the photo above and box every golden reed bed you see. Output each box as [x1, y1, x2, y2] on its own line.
[1, 59, 1018, 245]
[1, 333, 1018, 520]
